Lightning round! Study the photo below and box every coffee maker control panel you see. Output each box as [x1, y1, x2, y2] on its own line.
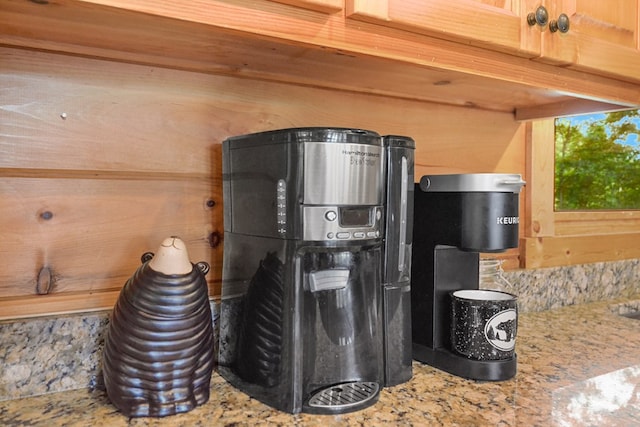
[302, 206, 383, 242]
[276, 179, 287, 235]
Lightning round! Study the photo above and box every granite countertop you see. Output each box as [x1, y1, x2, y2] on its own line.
[2, 297, 640, 426]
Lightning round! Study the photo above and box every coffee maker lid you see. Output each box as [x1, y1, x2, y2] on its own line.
[419, 173, 525, 193]
[224, 127, 382, 147]
[382, 135, 416, 149]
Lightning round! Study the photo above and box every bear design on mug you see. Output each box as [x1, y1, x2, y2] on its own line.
[484, 309, 517, 352]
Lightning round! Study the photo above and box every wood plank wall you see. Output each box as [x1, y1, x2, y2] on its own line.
[0, 46, 524, 318]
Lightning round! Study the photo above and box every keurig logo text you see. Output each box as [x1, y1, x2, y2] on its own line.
[496, 216, 519, 225]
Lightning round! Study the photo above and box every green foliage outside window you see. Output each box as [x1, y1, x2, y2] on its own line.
[555, 110, 640, 210]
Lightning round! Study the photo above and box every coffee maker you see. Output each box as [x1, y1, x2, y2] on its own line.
[411, 173, 525, 381]
[219, 128, 413, 414]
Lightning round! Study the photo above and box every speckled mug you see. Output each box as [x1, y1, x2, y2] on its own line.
[451, 289, 518, 360]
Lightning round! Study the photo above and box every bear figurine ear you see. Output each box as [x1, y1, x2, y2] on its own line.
[196, 261, 210, 276]
[141, 252, 155, 264]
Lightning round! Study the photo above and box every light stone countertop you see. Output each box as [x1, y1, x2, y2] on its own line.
[2, 296, 640, 426]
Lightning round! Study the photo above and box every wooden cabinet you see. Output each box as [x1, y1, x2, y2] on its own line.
[538, 0, 640, 81]
[347, 0, 640, 82]
[347, 0, 542, 56]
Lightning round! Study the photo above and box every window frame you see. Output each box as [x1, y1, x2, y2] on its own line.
[522, 120, 640, 268]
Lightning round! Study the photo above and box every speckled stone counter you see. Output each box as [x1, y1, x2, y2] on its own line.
[2, 296, 640, 426]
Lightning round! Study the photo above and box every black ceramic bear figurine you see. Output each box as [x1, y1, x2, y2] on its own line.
[102, 236, 214, 417]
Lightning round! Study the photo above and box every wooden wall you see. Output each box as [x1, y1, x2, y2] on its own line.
[0, 46, 524, 318]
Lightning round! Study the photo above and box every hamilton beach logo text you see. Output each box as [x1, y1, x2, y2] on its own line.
[342, 149, 380, 167]
[496, 216, 519, 225]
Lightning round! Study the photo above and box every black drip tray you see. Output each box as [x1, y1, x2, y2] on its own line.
[309, 381, 380, 410]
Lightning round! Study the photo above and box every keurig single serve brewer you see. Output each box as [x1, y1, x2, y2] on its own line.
[219, 128, 414, 414]
[411, 173, 525, 381]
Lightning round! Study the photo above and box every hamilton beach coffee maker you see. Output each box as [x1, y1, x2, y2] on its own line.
[411, 173, 525, 381]
[219, 128, 414, 414]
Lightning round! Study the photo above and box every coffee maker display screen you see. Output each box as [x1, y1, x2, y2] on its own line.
[339, 207, 372, 227]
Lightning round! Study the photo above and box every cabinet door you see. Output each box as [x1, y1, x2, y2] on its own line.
[347, 0, 542, 57]
[539, 0, 640, 82]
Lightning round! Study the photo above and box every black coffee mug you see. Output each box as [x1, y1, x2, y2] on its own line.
[451, 289, 518, 360]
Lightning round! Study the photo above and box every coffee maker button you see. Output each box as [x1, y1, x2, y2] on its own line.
[336, 232, 350, 239]
[325, 210, 337, 221]
[366, 231, 377, 238]
[327, 232, 334, 239]
[353, 232, 365, 239]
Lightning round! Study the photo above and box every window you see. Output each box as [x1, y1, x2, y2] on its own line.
[555, 110, 640, 210]
[523, 114, 640, 269]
